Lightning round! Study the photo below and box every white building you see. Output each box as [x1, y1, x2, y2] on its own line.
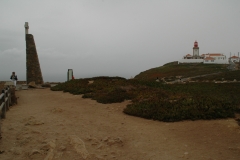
[178, 41, 229, 64]
[203, 53, 228, 64]
[229, 53, 240, 62]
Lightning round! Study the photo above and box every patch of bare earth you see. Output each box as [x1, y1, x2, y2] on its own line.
[0, 88, 240, 160]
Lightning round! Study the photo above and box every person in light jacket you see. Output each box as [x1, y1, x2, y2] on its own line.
[10, 72, 18, 87]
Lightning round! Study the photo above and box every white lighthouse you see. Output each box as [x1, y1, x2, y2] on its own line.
[193, 41, 199, 58]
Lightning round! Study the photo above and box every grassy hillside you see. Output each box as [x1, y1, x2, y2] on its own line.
[134, 61, 229, 81]
[50, 62, 240, 122]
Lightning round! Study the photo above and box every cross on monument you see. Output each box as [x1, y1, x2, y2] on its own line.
[24, 22, 29, 34]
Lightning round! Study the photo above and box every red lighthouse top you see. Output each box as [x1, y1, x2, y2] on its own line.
[194, 41, 198, 47]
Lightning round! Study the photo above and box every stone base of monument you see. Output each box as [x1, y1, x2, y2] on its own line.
[21, 84, 29, 90]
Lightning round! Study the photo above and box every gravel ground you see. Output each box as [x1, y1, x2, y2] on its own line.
[0, 88, 240, 160]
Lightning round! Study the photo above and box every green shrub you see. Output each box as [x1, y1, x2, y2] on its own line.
[124, 96, 237, 122]
[50, 77, 240, 122]
[95, 88, 129, 104]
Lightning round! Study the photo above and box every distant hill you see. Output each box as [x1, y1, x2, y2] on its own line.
[134, 61, 234, 82]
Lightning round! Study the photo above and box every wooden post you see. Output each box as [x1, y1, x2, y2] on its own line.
[8, 87, 12, 106]
[6, 88, 9, 111]
[0, 91, 2, 117]
[0, 118, 1, 139]
[1, 90, 6, 119]
[7, 87, 10, 109]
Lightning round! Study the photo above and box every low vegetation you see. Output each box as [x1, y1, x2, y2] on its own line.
[51, 76, 240, 122]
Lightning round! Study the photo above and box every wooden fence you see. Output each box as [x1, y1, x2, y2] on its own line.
[0, 87, 12, 138]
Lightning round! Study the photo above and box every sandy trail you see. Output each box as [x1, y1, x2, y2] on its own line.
[0, 88, 240, 160]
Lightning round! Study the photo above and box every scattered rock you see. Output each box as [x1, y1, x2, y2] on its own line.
[48, 140, 56, 149]
[69, 135, 89, 159]
[97, 144, 104, 149]
[59, 145, 66, 151]
[85, 135, 93, 141]
[30, 149, 41, 156]
[28, 81, 37, 88]
[102, 136, 123, 146]
[44, 140, 56, 160]
[91, 138, 100, 145]
[24, 116, 44, 126]
[102, 137, 109, 142]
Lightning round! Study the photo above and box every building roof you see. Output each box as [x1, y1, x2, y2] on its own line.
[185, 54, 192, 57]
[204, 57, 215, 60]
[230, 56, 239, 58]
[206, 53, 223, 56]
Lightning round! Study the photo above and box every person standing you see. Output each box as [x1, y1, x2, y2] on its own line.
[10, 72, 18, 87]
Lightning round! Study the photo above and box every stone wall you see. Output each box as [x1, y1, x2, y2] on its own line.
[178, 59, 204, 64]
[26, 34, 44, 84]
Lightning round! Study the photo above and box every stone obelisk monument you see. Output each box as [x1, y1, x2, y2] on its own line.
[25, 22, 44, 84]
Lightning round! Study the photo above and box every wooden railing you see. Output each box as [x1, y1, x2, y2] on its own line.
[0, 87, 12, 138]
[0, 87, 12, 118]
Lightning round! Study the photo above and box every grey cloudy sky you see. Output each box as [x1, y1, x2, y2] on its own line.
[1, 0, 240, 82]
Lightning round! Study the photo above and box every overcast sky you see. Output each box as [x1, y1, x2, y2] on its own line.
[1, 0, 240, 82]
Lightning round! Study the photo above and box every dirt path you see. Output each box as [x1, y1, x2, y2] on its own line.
[0, 88, 240, 160]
